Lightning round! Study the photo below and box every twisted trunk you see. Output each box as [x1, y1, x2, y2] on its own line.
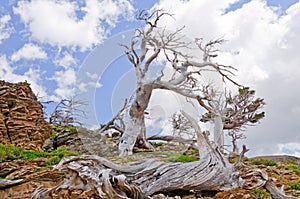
[118, 83, 154, 156]
[25, 149, 296, 199]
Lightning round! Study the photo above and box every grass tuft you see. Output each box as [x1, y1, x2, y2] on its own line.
[289, 182, 300, 190]
[168, 153, 198, 162]
[0, 143, 80, 166]
[252, 188, 271, 199]
[251, 159, 277, 166]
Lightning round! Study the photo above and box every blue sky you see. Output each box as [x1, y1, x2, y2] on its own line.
[0, 0, 300, 157]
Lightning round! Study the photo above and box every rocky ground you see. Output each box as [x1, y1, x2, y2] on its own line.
[1, 127, 300, 198]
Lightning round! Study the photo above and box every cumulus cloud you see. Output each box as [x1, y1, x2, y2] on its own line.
[10, 43, 47, 62]
[77, 72, 101, 92]
[278, 142, 300, 157]
[0, 15, 13, 44]
[51, 68, 76, 99]
[151, 0, 300, 156]
[0, 55, 47, 97]
[13, 0, 134, 51]
[55, 52, 77, 69]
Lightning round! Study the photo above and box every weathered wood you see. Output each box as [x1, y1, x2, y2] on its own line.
[265, 180, 297, 199]
[0, 179, 23, 189]
[27, 151, 297, 199]
[119, 83, 154, 156]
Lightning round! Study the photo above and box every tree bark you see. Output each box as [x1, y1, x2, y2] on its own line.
[232, 138, 239, 154]
[214, 116, 224, 150]
[27, 152, 296, 199]
[118, 83, 154, 156]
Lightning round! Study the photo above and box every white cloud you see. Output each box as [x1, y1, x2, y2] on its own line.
[0, 55, 47, 97]
[278, 143, 300, 157]
[11, 43, 47, 62]
[151, 0, 300, 156]
[55, 52, 77, 69]
[0, 15, 13, 44]
[86, 72, 98, 80]
[13, 0, 134, 51]
[51, 68, 76, 99]
[77, 72, 101, 92]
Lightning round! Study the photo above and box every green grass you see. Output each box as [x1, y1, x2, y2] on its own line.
[51, 125, 76, 137]
[289, 182, 300, 190]
[168, 153, 198, 162]
[137, 151, 198, 163]
[285, 165, 300, 176]
[252, 188, 271, 199]
[251, 159, 277, 166]
[292, 193, 300, 197]
[228, 154, 249, 164]
[0, 143, 80, 164]
[282, 160, 298, 165]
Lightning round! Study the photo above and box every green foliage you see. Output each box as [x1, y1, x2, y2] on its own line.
[21, 80, 31, 86]
[282, 160, 298, 165]
[168, 153, 198, 162]
[285, 162, 300, 176]
[287, 165, 300, 176]
[238, 86, 255, 95]
[252, 188, 271, 199]
[0, 144, 21, 161]
[289, 182, 300, 190]
[200, 111, 214, 123]
[51, 125, 76, 137]
[45, 156, 61, 166]
[228, 155, 248, 164]
[0, 143, 80, 164]
[250, 112, 265, 123]
[292, 193, 300, 197]
[251, 159, 277, 166]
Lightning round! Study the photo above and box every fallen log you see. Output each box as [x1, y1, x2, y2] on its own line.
[27, 112, 296, 199]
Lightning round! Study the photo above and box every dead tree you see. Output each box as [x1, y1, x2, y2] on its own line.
[24, 112, 296, 199]
[172, 111, 196, 140]
[228, 131, 246, 154]
[200, 87, 265, 153]
[50, 98, 85, 126]
[118, 10, 240, 156]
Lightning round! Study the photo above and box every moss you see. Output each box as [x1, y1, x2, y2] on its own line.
[251, 159, 277, 166]
[252, 188, 271, 199]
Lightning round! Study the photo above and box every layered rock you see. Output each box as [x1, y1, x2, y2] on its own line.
[0, 158, 64, 199]
[0, 80, 52, 150]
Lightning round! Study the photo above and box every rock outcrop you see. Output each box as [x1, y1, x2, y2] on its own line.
[43, 127, 90, 154]
[0, 80, 51, 150]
